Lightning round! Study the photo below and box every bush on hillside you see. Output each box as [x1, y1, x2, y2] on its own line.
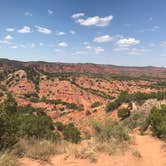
[91, 102, 101, 108]
[148, 105, 166, 140]
[0, 93, 60, 150]
[91, 120, 129, 142]
[63, 123, 81, 143]
[118, 108, 130, 120]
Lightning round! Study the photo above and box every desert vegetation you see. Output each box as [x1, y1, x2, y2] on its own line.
[0, 60, 166, 165]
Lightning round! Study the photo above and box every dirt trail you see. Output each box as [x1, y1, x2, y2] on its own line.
[20, 134, 166, 166]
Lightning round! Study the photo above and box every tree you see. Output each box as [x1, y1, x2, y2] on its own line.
[3, 92, 17, 114]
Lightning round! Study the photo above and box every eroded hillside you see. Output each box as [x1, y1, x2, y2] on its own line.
[1, 60, 166, 132]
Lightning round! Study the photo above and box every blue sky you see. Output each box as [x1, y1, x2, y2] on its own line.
[0, 0, 166, 66]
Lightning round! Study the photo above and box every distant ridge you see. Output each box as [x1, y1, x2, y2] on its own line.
[0, 58, 166, 78]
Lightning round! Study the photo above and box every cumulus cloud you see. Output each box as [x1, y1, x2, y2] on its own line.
[94, 35, 112, 43]
[0, 40, 11, 44]
[77, 15, 113, 27]
[35, 26, 52, 34]
[72, 51, 87, 55]
[58, 42, 68, 47]
[10, 45, 18, 49]
[48, 9, 54, 15]
[24, 12, 32, 16]
[72, 13, 85, 19]
[95, 47, 104, 54]
[18, 26, 32, 33]
[4, 35, 13, 40]
[116, 38, 140, 47]
[86, 45, 92, 49]
[69, 30, 76, 35]
[57, 32, 66, 36]
[6, 28, 15, 32]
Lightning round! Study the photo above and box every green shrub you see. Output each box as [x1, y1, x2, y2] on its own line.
[148, 105, 166, 140]
[0, 92, 3, 97]
[91, 102, 101, 108]
[63, 123, 81, 143]
[3, 92, 17, 114]
[122, 112, 147, 130]
[91, 120, 129, 142]
[54, 122, 65, 131]
[0, 93, 60, 150]
[118, 108, 130, 120]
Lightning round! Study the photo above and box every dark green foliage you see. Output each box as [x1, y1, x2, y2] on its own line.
[23, 67, 40, 92]
[54, 122, 65, 131]
[148, 105, 166, 140]
[40, 98, 83, 110]
[63, 123, 81, 143]
[0, 94, 60, 150]
[3, 92, 17, 114]
[0, 92, 3, 97]
[91, 102, 101, 108]
[0, 113, 19, 150]
[118, 108, 130, 120]
[105, 91, 166, 112]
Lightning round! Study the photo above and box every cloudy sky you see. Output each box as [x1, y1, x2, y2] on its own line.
[0, 0, 166, 66]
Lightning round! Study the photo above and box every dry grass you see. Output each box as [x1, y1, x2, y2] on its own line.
[0, 152, 20, 166]
[13, 139, 67, 161]
[95, 140, 129, 155]
[131, 149, 142, 158]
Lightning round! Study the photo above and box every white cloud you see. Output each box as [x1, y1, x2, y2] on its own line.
[72, 13, 85, 19]
[151, 26, 160, 31]
[31, 43, 36, 48]
[83, 42, 89, 45]
[20, 44, 26, 48]
[94, 35, 112, 43]
[57, 32, 66, 36]
[10, 45, 18, 49]
[24, 12, 32, 16]
[6, 28, 15, 32]
[72, 51, 87, 55]
[18, 26, 32, 33]
[86, 45, 92, 49]
[137, 25, 160, 33]
[116, 38, 140, 47]
[77, 15, 113, 27]
[4, 35, 13, 40]
[35, 26, 52, 34]
[127, 48, 148, 55]
[58, 42, 68, 47]
[69, 30, 76, 35]
[95, 47, 104, 54]
[53, 49, 62, 52]
[0, 40, 11, 44]
[48, 9, 54, 15]
[39, 42, 44, 46]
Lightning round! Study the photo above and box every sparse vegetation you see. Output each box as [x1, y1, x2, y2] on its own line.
[105, 91, 166, 112]
[0, 152, 20, 166]
[148, 105, 166, 140]
[91, 101, 101, 108]
[0, 93, 60, 150]
[118, 108, 130, 120]
[13, 139, 59, 161]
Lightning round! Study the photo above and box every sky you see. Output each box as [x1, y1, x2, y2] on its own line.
[0, 0, 166, 66]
